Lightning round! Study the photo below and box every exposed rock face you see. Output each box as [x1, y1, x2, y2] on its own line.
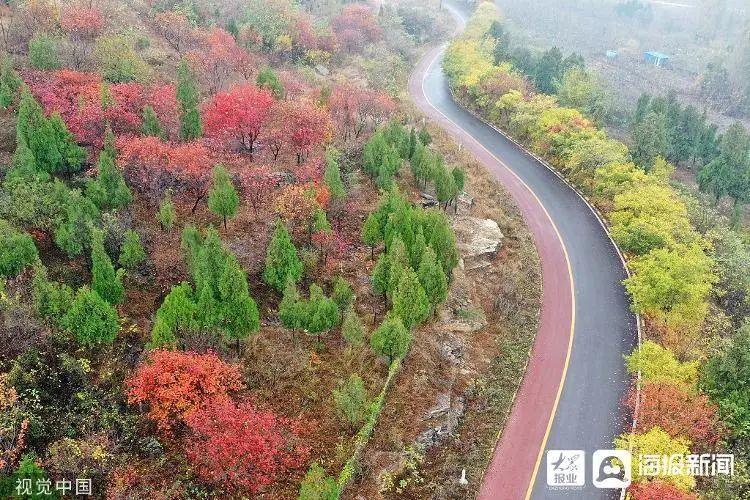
[451, 216, 504, 270]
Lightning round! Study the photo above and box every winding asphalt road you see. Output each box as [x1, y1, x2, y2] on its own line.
[408, 5, 637, 499]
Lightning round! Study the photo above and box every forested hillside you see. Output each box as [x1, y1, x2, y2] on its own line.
[0, 0, 546, 498]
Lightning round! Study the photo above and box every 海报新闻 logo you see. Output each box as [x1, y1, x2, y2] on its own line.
[592, 449, 632, 489]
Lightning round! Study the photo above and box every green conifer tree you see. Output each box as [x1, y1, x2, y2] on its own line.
[408, 127, 418, 159]
[119, 229, 146, 271]
[304, 283, 340, 345]
[157, 190, 176, 231]
[91, 231, 125, 305]
[371, 252, 390, 299]
[392, 268, 429, 329]
[256, 67, 284, 99]
[387, 236, 410, 296]
[264, 219, 303, 292]
[323, 148, 346, 201]
[279, 278, 303, 339]
[207, 165, 239, 230]
[142, 104, 166, 139]
[32, 264, 74, 325]
[332, 373, 368, 431]
[418, 126, 432, 146]
[417, 247, 448, 312]
[298, 463, 338, 500]
[410, 226, 426, 269]
[86, 151, 133, 211]
[60, 287, 120, 345]
[0, 56, 22, 109]
[361, 212, 382, 260]
[217, 258, 260, 354]
[341, 307, 365, 347]
[331, 276, 354, 312]
[54, 189, 99, 258]
[48, 112, 86, 175]
[176, 59, 202, 140]
[103, 122, 117, 158]
[148, 282, 197, 349]
[29, 33, 60, 70]
[371, 314, 411, 363]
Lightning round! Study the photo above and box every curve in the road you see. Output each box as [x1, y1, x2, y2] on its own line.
[408, 7, 637, 500]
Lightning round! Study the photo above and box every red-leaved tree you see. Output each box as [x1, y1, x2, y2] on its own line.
[203, 84, 274, 156]
[188, 27, 254, 94]
[60, 6, 105, 69]
[24, 70, 180, 147]
[118, 137, 213, 211]
[279, 99, 331, 164]
[628, 481, 698, 500]
[184, 399, 308, 495]
[330, 85, 395, 140]
[624, 383, 723, 451]
[125, 350, 244, 434]
[331, 5, 381, 54]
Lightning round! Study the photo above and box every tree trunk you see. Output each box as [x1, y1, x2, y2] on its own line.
[191, 192, 206, 214]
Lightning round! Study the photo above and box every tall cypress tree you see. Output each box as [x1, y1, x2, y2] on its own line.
[303, 283, 340, 345]
[91, 230, 125, 305]
[142, 104, 166, 139]
[86, 150, 133, 211]
[217, 258, 259, 354]
[119, 229, 146, 271]
[279, 278, 303, 339]
[392, 268, 429, 329]
[177, 59, 202, 140]
[207, 165, 239, 230]
[361, 212, 382, 260]
[323, 148, 346, 201]
[54, 189, 99, 258]
[341, 307, 365, 347]
[417, 247, 448, 312]
[263, 219, 303, 292]
[0, 56, 22, 109]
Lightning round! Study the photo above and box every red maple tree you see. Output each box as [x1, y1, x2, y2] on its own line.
[624, 383, 723, 451]
[203, 84, 274, 156]
[276, 99, 331, 164]
[118, 137, 213, 210]
[184, 399, 309, 495]
[125, 350, 244, 434]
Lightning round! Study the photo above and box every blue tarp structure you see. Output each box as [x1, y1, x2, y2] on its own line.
[644, 51, 670, 67]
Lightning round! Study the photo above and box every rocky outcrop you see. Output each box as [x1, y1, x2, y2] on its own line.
[451, 216, 504, 270]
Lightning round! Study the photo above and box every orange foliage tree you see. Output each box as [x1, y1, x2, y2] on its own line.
[625, 383, 723, 451]
[125, 350, 244, 434]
